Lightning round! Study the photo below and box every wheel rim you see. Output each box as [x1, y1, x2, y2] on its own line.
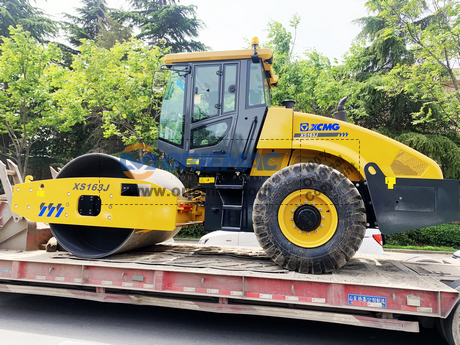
[278, 189, 338, 248]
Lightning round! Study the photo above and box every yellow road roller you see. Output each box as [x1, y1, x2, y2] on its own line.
[11, 40, 459, 273]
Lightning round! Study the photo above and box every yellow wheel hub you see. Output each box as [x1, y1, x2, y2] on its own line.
[277, 189, 338, 248]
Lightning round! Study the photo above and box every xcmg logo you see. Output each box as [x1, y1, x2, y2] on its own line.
[300, 123, 340, 132]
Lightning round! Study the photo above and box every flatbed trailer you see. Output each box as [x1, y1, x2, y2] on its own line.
[0, 244, 460, 343]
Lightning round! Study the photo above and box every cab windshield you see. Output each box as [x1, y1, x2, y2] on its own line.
[159, 68, 187, 146]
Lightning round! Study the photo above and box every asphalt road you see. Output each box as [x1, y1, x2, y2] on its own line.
[0, 292, 446, 345]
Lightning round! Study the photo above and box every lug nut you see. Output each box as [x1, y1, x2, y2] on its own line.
[307, 232, 310, 235]
[322, 216, 325, 219]
[320, 224, 324, 227]
[299, 230, 302, 234]
[304, 201, 307, 204]
[315, 230, 318, 233]
[312, 203, 316, 206]
[319, 208, 322, 211]
[290, 217, 293, 220]
[291, 209, 295, 213]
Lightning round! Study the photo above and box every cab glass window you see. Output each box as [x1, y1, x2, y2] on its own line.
[191, 119, 231, 149]
[159, 69, 186, 146]
[193, 65, 221, 122]
[247, 62, 266, 107]
[223, 64, 238, 113]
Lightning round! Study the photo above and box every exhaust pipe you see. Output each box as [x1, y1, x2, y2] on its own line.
[334, 97, 348, 122]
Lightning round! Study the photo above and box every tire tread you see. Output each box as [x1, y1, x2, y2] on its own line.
[253, 163, 366, 274]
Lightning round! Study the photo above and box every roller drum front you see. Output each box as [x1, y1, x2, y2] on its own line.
[50, 154, 184, 258]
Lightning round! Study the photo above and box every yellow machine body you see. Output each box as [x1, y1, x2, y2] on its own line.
[252, 106, 443, 180]
[12, 177, 204, 230]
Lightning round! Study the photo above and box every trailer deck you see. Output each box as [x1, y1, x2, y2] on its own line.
[0, 244, 458, 334]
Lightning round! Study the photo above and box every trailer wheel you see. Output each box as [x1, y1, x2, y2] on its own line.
[253, 163, 366, 274]
[441, 280, 460, 345]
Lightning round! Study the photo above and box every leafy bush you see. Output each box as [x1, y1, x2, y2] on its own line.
[175, 224, 206, 239]
[385, 224, 460, 248]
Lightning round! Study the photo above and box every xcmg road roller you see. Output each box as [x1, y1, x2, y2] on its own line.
[11, 39, 459, 273]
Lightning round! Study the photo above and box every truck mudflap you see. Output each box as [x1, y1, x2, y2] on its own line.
[365, 163, 459, 235]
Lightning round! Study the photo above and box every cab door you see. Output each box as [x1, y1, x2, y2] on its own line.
[188, 62, 239, 171]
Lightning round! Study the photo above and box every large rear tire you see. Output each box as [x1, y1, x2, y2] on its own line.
[253, 163, 366, 274]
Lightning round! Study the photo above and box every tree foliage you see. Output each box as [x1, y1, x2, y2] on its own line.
[114, 0, 206, 52]
[0, 26, 75, 176]
[55, 39, 167, 149]
[0, 0, 57, 42]
[64, 0, 110, 47]
[369, 0, 460, 129]
[95, 16, 132, 49]
[354, 1, 415, 73]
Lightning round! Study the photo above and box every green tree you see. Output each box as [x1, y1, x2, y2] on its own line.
[55, 39, 167, 151]
[266, 20, 292, 70]
[64, 0, 119, 48]
[264, 16, 362, 118]
[114, 0, 206, 52]
[0, 26, 77, 176]
[369, 0, 460, 129]
[352, 0, 460, 178]
[0, 0, 57, 42]
[29, 119, 126, 178]
[354, 0, 416, 73]
[95, 16, 132, 49]
[264, 14, 303, 108]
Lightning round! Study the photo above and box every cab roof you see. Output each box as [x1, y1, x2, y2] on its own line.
[163, 49, 279, 87]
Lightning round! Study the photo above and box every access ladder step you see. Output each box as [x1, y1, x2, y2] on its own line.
[221, 226, 241, 231]
[222, 205, 242, 210]
[215, 184, 244, 190]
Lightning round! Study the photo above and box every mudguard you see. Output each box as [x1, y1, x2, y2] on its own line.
[364, 163, 459, 235]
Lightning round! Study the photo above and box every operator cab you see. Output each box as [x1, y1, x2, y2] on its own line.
[158, 46, 278, 172]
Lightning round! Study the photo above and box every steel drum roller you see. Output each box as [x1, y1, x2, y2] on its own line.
[50, 153, 185, 258]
